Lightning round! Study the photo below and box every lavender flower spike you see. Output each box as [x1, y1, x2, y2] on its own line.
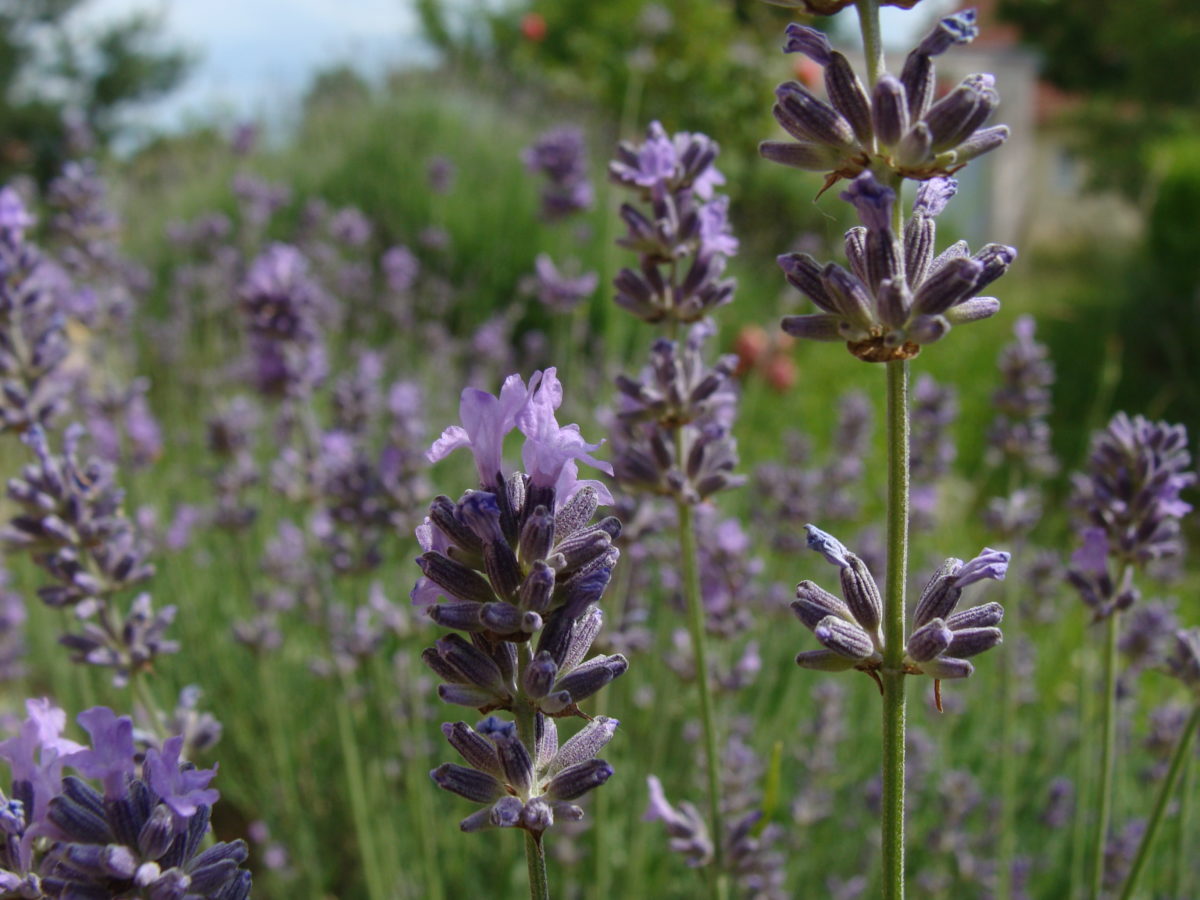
[417, 370, 626, 858]
[761, 10, 1005, 187]
[791, 534, 1008, 693]
[780, 171, 1015, 361]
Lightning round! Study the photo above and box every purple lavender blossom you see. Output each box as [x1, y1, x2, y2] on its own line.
[611, 320, 744, 503]
[382, 245, 420, 294]
[232, 174, 291, 230]
[1165, 628, 1200, 693]
[610, 122, 737, 324]
[427, 156, 456, 194]
[987, 315, 1057, 477]
[0, 569, 26, 680]
[143, 736, 220, 831]
[1070, 413, 1194, 568]
[909, 373, 958, 531]
[793, 527, 1008, 685]
[761, 11, 1007, 185]
[239, 243, 330, 398]
[0, 186, 72, 432]
[780, 172, 1015, 360]
[2, 425, 175, 685]
[417, 371, 625, 840]
[62, 707, 136, 799]
[523, 127, 594, 220]
[523, 254, 598, 313]
[7, 705, 254, 899]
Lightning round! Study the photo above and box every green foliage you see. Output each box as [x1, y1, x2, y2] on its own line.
[0, 0, 189, 183]
[414, 0, 801, 173]
[999, 0, 1200, 198]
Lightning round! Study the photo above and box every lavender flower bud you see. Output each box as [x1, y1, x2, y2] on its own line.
[839, 555, 882, 634]
[546, 717, 620, 776]
[946, 627, 1003, 658]
[814, 615, 875, 660]
[431, 764, 506, 803]
[906, 618, 953, 663]
[543, 760, 613, 802]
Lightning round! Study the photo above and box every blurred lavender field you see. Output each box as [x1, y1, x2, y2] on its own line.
[0, 0, 1196, 898]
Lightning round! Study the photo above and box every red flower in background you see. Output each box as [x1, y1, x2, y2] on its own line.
[521, 13, 547, 42]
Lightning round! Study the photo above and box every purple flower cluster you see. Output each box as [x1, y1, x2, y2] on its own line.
[0, 701, 250, 898]
[609, 122, 738, 324]
[909, 373, 958, 530]
[779, 173, 1015, 360]
[610, 320, 744, 503]
[523, 127, 594, 221]
[523, 254, 598, 314]
[987, 315, 1057, 477]
[2, 425, 174, 685]
[0, 188, 72, 433]
[1070, 413, 1194, 569]
[417, 370, 625, 836]
[793, 526, 1008, 686]
[239, 243, 330, 399]
[761, 12, 1008, 186]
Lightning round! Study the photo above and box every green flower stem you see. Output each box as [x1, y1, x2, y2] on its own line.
[515, 645, 551, 900]
[856, 0, 885, 89]
[1070, 646, 1093, 900]
[129, 670, 165, 741]
[334, 678, 388, 900]
[882, 358, 910, 900]
[996, 558, 1019, 900]
[1092, 609, 1122, 899]
[1118, 703, 1200, 900]
[524, 833, 550, 900]
[1173, 743, 1194, 898]
[675, 487, 729, 900]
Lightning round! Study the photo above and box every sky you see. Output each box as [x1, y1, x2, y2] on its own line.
[83, 0, 429, 132]
[82, 0, 952, 136]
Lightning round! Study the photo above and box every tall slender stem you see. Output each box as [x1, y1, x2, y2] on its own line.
[1118, 704, 1200, 900]
[676, 487, 728, 900]
[882, 358, 910, 900]
[997, 472, 1023, 900]
[1092, 609, 1122, 898]
[856, 0, 885, 88]
[335, 679, 387, 900]
[1173, 742, 1194, 898]
[515, 645, 551, 900]
[1070, 645, 1093, 900]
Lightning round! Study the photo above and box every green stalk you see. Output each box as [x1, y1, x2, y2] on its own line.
[675, 487, 728, 900]
[1070, 644, 1093, 900]
[1091, 609, 1122, 899]
[1117, 704, 1200, 900]
[997, 495, 1023, 900]
[881, 358, 910, 900]
[1173, 742, 1194, 898]
[856, 0, 885, 89]
[996, 579, 1018, 900]
[335, 679, 388, 900]
[514, 645, 551, 900]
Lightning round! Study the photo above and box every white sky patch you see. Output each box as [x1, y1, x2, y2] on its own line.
[83, 0, 426, 135]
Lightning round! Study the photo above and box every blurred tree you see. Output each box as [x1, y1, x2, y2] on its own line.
[999, 0, 1200, 200]
[1001, 0, 1200, 446]
[413, 0, 798, 164]
[0, 0, 189, 183]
